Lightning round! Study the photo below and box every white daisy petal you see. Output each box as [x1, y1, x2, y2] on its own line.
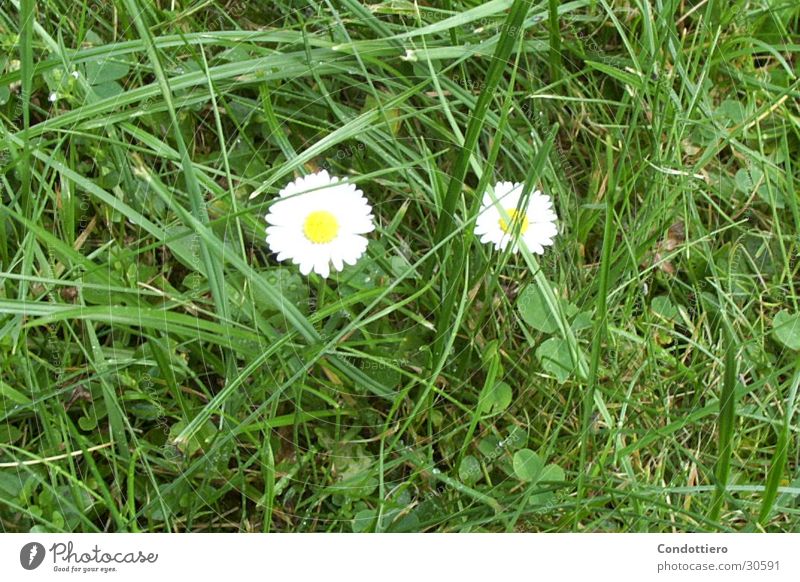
[314, 256, 330, 278]
[529, 242, 544, 254]
[331, 251, 345, 273]
[299, 260, 313, 276]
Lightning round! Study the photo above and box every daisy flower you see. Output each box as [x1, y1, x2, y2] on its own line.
[474, 181, 558, 254]
[265, 170, 375, 278]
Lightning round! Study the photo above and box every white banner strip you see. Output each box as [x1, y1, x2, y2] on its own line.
[2, 533, 798, 581]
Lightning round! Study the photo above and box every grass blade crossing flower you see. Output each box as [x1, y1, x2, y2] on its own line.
[474, 181, 558, 254]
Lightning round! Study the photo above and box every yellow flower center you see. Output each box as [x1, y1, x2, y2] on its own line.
[303, 210, 339, 244]
[498, 208, 529, 235]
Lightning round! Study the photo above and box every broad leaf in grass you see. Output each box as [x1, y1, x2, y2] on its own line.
[513, 448, 543, 482]
[570, 310, 593, 331]
[359, 352, 402, 392]
[528, 463, 566, 506]
[458, 455, 481, 485]
[517, 285, 558, 334]
[535, 337, 576, 384]
[651, 295, 678, 320]
[735, 165, 785, 208]
[83, 57, 130, 85]
[169, 419, 218, 457]
[479, 381, 513, 414]
[352, 509, 376, 532]
[92, 81, 125, 99]
[772, 310, 800, 351]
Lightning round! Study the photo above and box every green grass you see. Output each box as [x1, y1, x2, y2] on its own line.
[0, 0, 799, 532]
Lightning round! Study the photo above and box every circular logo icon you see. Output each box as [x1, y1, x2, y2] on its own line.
[20, 542, 46, 570]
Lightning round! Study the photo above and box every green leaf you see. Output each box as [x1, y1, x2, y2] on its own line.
[504, 425, 527, 450]
[479, 381, 513, 414]
[458, 455, 481, 485]
[0, 472, 24, 499]
[651, 295, 678, 320]
[358, 351, 403, 392]
[570, 310, 593, 331]
[513, 448, 543, 482]
[527, 464, 565, 506]
[330, 445, 378, 499]
[772, 310, 800, 351]
[352, 509, 376, 532]
[735, 166, 785, 208]
[718, 99, 747, 124]
[517, 285, 559, 334]
[390, 254, 419, 279]
[756, 185, 785, 209]
[83, 57, 130, 85]
[92, 81, 125, 99]
[169, 419, 217, 457]
[236, 268, 307, 314]
[164, 226, 208, 275]
[78, 416, 97, 431]
[535, 337, 576, 383]
[735, 166, 762, 194]
[0, 423, 22, 443]
[538, 463, 565, 483]
[477, 435, 502, 457]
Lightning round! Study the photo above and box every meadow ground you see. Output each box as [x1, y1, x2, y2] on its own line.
[0, 0, 799, 532]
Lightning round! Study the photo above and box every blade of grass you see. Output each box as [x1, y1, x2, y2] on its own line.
[18, 0, 33, 218]
[576, 136, 617, 526]
[429, 0, 531, 365]
[758, 358, 800, 526]
[547, 0, 562, 83]
[709, 326, 738, 522]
